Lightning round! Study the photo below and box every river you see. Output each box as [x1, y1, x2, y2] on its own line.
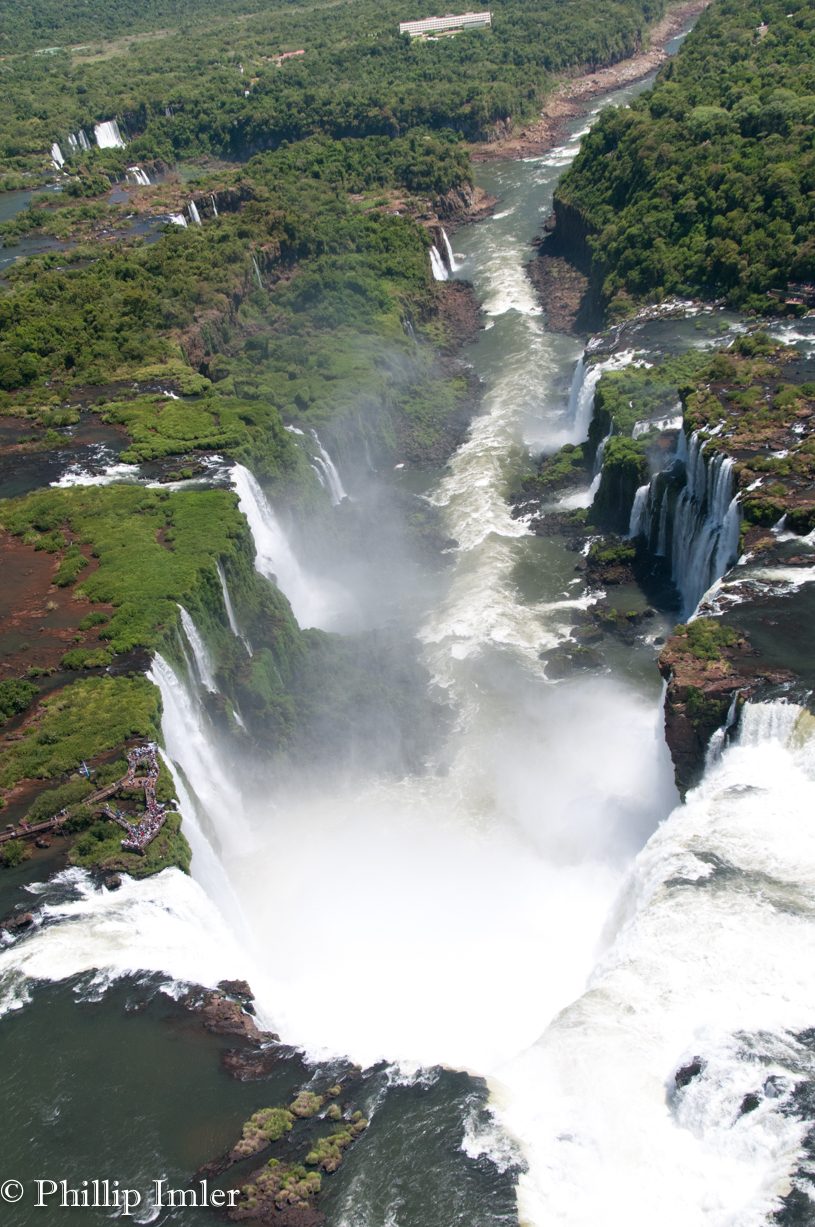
[2, 32, 815, 1227]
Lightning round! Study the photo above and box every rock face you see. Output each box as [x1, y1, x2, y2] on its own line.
[658, 619, 796, 795]
[182, 985, 278, 1042]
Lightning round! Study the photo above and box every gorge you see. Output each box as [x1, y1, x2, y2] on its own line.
[0, 2, 813, 1226]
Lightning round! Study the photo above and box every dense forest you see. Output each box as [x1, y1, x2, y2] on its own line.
[1, 0, 666, 178]
[555, 0, 815, 314]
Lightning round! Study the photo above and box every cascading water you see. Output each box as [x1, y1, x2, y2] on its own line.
[441, 227, 460, 273]
[310, 429, 347, 505]
[230, 462, 348, 630]
[187, 199, 202, 226]
[168, 213, 187, 228]
[210, 194, 219, 217]
[497, 700, 815, 1227]
[430, 246, 449, 281]
[94, 119, 125, 149]
[68, 130, 92, 152]
[50, 142, 65, 169]
[629, 481, 651, 539]
[177, 605, 217, 692]
[251, 254, 263, 290]
[147, 654, 246, 853]
[628, 430, 741, 613]
[567, 350, 637, 444]
[216, 561, 252, 655]
[127, 165, 151, 186]
[671, 436, 740, 615]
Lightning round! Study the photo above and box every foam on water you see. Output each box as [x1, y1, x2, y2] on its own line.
[496, 702, 815, 1227]
[0, 870, 254, 1020]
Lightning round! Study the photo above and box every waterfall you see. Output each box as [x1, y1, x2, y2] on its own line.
[587, 430, 609, 500]
[628, 430, 741, 614]
[127, 166, 151, 186]
[499, 699, 815, 1227]
[628, 482, 650, 539]
[210, 194, 219, 217]
[146, 654, 247, 854]
[216, 562, 252, 655]
[567, 357, 603, 442]
[50, 142, 65, 169]
[671, 439, 740, 615]
[94, 119, 125, 149]
[704, 687, 743, 768]
[187, 199, 202, 226]
[441, 227, 460, 273]
[230, 463, 341, 630]
[430, 246, 449, 281]
[656, 485, 669, 556]
[251, 255, 263, 290]
[67, 130, 91, 153]
[168, 213, 187, 228]
[310, 430, 347, 505]
[177, 605, 217, 692]
[567, 350, 637, 444]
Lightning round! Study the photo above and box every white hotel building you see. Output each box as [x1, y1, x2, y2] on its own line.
[399, 11, 492, 37]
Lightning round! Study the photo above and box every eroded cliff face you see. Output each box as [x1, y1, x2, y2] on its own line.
[653, 348, 815, 794]
[658, 620, 796, 795]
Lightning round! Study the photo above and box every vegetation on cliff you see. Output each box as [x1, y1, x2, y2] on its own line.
[556, 0, 815, 315]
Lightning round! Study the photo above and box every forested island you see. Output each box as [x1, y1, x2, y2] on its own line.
[0, 0, 813, 1224]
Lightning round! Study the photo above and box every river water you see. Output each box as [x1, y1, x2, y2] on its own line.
[3, 30, 815, 1227]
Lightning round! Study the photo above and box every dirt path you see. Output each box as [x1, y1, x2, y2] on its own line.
[471, 0, 712, 163]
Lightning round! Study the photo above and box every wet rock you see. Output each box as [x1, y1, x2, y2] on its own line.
[218, 978, 256, 1011]
[34, 836, 52, 849]
[183, 989, 278, 1042]
[674, 1057, 704, 1089]
[540, 645, 604, 677]
[740, 1092, 761, 1115]
[2, 911, 34, 933]
[103, 873, 122, 891]
[222, 1043, 305, 1082]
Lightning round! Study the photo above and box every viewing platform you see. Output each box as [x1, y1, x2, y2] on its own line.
[0, 743, 174, 856]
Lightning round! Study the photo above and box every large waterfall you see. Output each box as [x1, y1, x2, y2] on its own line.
[147, 654, 245, 851]
[50, 142, 65, 169]
[3, 52, 812, 1227]
[498, 700, 815, 1227]
[177, 605, 217, 692]
[230, 462, 347, 630]
[127, 165, 151, 186]
[93, 119, 126, 149]
[187, 200, 202, 226]
[310, 429, 347, 504]
[629, 430, 741, 615]
[567, 350, 637, 444]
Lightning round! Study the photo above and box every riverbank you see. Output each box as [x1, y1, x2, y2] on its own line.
[471, 0, 712, 164]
